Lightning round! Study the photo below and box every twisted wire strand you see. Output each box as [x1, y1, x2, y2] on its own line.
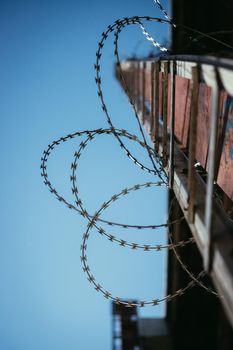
[139, 21, 169, 52]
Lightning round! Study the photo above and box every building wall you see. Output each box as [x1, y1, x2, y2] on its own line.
[172, 0, 233, 55]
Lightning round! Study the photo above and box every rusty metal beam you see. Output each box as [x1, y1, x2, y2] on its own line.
[150, 62, 155, 138]
[169, 61, 176, 189]
[203, 69, 220, 272]
[142, 62, 146, 123]
[162, 62, 169, 167]
[136, 61, 140, 111]
[154, 62, 160, 152]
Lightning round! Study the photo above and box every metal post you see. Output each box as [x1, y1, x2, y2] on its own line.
[188, 66, 199, 223]
[204, 69, 220, 272]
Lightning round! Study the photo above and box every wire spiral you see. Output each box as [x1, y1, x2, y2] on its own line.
[41, 1, 221, 307]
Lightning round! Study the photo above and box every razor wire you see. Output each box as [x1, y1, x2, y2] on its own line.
[154, 0, 174, 25]
[139, 22, 169, 52]
[42, 127, 183, 233]
[80, 188, 197, 308]
[41, 5, 224, 308]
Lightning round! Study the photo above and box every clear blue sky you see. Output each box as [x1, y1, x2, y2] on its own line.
[0, 1, 169, 349]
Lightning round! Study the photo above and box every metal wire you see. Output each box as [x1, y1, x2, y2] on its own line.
[41, 128, 186, 240]
[154, 0, 174, 25]
[139, 22, 169, 52]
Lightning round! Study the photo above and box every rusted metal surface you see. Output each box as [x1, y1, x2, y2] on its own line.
[144, 66, 152, 103]
[150, 63, 155, 136]
[130, 63, 136, 103]
[120, 59, 233, 201]
[215, 90, 228, 176]
[142, 62, 146, 123]
[159, 71, 164, 119]
[174, 76, 191, 149]
[137, 62, 141, 110]
[217, 95, 233, 200]
[162, 62, 169, 166]
[142, 64, 152, 129]
[167, 73, 171, 127]
[150, 63, 155, 137]
[196, 83, 212, 169]
[133, 62, 138, 104]
[169, 62, 176, 189]
[154, 62, 160, 152]
[168, 62, 176, 189]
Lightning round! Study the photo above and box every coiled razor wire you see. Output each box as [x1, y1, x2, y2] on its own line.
[41, 1, 226, 307]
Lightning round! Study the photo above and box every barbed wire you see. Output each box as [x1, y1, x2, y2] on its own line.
[71, 129, 181, 232]
[41, 127, 186, 239]
[41, 2, 224, 308]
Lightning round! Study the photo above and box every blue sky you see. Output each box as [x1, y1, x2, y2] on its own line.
[0, 1, 170, 349]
